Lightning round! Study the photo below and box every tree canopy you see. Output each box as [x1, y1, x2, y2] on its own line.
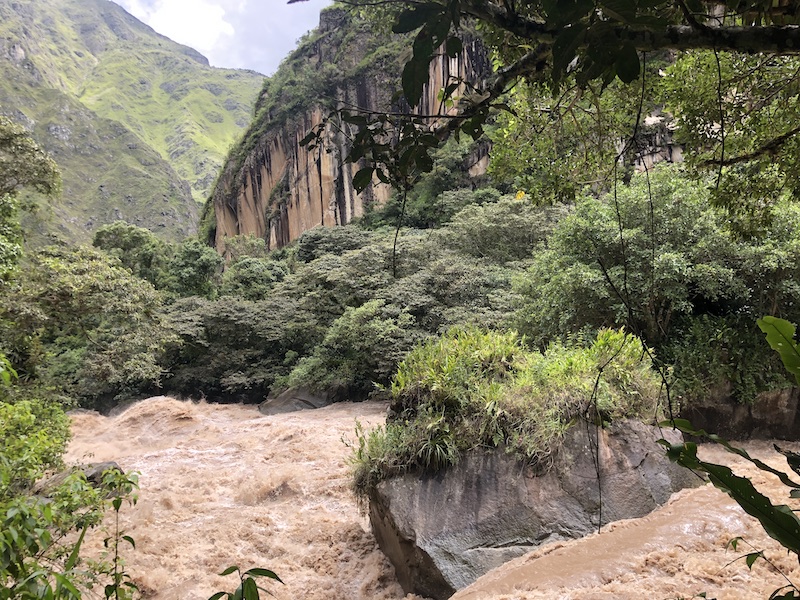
[0, 117, 60, 281]
[298, 0, 800, 204]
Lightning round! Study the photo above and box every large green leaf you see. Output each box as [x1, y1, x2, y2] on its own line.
[664, 441, 800, 555]
[666, 419, 800, 488]
[615, 41, 641, 83]
[352, 168, 374, 193]
[600, 0, 638, 23]
[393, 4, 443, 34]
[402, 55, 432, 107]
[243, 568, 283, 583]
[552, 24, 588, 82]
[757, 316, 800, 384]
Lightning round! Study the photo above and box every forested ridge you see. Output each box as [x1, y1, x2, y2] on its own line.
[6, 0, 800, 596]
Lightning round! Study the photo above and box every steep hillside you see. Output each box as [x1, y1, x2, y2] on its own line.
[0, 0, 263, 241]
[209, 7, 491, 252]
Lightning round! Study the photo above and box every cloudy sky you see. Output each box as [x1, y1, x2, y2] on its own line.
[111, 0, 333, 75]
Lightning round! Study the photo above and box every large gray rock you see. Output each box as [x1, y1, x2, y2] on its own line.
[368, 420, 698, 600]
[258, 386, 340, 415]
[34, 461, 124, 496]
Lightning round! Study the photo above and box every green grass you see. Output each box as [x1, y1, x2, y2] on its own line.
[350, 327, 662, 497]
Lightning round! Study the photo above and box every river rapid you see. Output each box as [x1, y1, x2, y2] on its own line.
[66, 396, 800, 600]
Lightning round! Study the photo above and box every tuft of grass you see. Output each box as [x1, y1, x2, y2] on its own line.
[350, 327, 662, 498]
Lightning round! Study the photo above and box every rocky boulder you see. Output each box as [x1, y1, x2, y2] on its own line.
[681, 385, 800, 440]
[34, 461, 124, 496]
[368, 419, 698, 600]
[258, 386, 341, 415]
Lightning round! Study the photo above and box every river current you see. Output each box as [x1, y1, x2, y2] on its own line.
[66, 396, 800, 599]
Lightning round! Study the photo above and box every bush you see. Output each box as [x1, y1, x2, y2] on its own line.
[512, 167, 800, 402]
[296, 225, 376, 263]
[2, 246, 175, 409]
[284, 299, 421, 397]
[165, 238, 223, 298]
[220, 257, 287, 300]
[92, 221, 171, 287]
[439, 195, 568, 263]
[0, 398, 70, 499]
[351, 327, 661, 496]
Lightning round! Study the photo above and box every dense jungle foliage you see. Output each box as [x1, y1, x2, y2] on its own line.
[8, 0, 800, 593]
[4, 161, 799, 414]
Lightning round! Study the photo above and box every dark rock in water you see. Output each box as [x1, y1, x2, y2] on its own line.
[681, 385, 800, 440]
[368, 420, 698, 600]
[258, 387, 342, 415]
[34, 461, 124, 495]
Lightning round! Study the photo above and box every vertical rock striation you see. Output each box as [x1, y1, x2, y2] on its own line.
[210, 8, 491, 254]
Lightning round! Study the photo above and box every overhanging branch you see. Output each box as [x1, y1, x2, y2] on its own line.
[461, 0, 800, 54]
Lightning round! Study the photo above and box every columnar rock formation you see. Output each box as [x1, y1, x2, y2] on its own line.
[210, 8, 491, 254]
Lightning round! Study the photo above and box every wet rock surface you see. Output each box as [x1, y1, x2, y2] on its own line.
[368, 419, 698, 599]
[258, 386, 340, 415]
[681, 386, 800, 440]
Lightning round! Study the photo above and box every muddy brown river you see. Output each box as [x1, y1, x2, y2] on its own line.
[66, 397, 800, 599]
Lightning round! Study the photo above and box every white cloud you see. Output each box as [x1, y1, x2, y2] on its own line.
[112, 0, 333, 74]
[128, 0, 236, 60]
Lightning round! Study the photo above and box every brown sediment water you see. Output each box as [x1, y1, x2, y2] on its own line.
[452, 440, 800, 600]
[66, 396, 416, 600]
[67, 397, 800, 600]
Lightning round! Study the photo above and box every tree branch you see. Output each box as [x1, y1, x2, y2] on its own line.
[460, 0, 800, 54]
[699, 122, 800, 167]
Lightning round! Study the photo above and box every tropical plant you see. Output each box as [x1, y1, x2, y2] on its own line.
[0, 116, 60, 281]
[1, 245, 175, 408]
[208, 566, 283, 600]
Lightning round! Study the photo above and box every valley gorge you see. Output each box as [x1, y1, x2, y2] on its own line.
[0, 0, 262, 242]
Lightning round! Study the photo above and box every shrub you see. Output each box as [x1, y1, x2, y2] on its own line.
[512, 167, 800, 403]
[2, 246, 175, 409]
[351, 327, 661, 496]
[438, 195, 568, 263]
[220, 257, 287, 300]
[284, 299, 421, 398]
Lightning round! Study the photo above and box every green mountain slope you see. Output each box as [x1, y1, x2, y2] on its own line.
[0, 0, 263, 241]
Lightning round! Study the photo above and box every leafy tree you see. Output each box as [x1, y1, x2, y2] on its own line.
[221, 234, 271, 263]
[513, 167, 800, 402]
[92, 221, 171, 288]
[0, 117, 60, 281]
[285, 299, 420, 397]
[165, 238, 223, 298]
[162, 294, 323, 401]
[295, 0, 800, 212]
[662, 51, 800, 225]
[295, 225, 376, 263]
[437, 193, 567, 263]
[2, 245, 174, 408]
[220, 257, 288, 301]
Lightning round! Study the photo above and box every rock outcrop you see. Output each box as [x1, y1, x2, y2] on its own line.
[368, 419, 698, 600]
[681, 385, 800, 440]
[258, 386, 342, 415]
[210, 8, 491, 254]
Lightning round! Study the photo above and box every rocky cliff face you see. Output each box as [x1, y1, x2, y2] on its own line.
[210, 8, 491, 253]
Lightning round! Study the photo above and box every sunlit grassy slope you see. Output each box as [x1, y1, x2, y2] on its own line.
[0, 0, 264, 241]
